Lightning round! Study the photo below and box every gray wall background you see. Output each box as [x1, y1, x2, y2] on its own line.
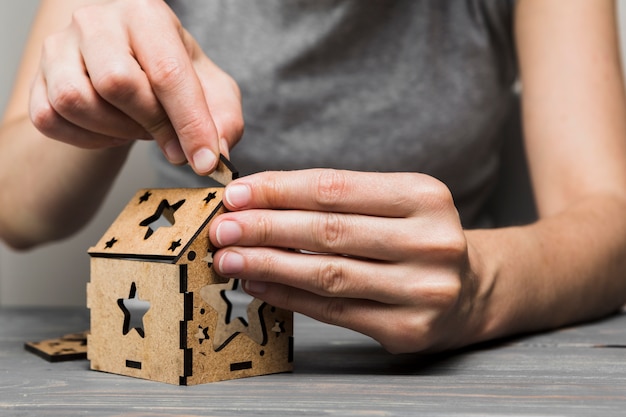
[2, 1, 626, 306]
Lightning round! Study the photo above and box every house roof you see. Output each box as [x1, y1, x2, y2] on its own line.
[89, 188, 224, 262]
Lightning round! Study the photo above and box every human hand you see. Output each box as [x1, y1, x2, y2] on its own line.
[209, 169, 482, 353]
[29, 0, 243, 174]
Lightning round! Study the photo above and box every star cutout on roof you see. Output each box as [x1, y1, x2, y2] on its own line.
[138, 191, 152, 203]
[104, 237, 118, 249]
[203, 191, 217, 204]
[139, 199, 185, 240]
[117, 282, 150, 338]
[199, 279, 267, 351]
[168, 239, 182, 252]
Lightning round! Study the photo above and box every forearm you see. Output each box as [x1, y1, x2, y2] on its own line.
[469, 194, 626, 343]
[0, 116, 132, 249]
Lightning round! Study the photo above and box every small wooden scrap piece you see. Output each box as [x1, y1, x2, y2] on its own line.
[24, 331, 89, 362]
[208, 154, 239, 186]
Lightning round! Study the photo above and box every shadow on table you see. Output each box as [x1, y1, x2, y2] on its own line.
[293, 310, 626, 377]
[293, 340, 505, 376]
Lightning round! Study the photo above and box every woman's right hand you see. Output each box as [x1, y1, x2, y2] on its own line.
[29, 0, 243, 175]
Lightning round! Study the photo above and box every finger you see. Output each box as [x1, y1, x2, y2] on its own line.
[128, 9, 220, 174]
[221, 169, 450, 218]
[30, 71, 134, 149]
[240, 280, 417, 353]
[71, 10, 186, 164]
[40, 31, 149, 141]
[194, 53, 244, 155]
[210, 209, 430, 261]
[214, 246, 415, 303]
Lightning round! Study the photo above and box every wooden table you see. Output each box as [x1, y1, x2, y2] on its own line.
[2, 307, 626, 416]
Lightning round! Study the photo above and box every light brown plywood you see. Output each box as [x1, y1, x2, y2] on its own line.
[87, 184, 293, 385]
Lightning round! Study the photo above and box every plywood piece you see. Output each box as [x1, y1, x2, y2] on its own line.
[87, 183, 293, 385]
[208, 154, 239, 186]
[89, 188, 224, 259]
[24, 331, 88, 362]
[185, 283, 293, 385]
[88, 257, 185, 385]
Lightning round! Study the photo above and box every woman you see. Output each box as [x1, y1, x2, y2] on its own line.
[2, 0, 626, 353]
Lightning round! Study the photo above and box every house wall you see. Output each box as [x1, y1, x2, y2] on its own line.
[2, 1, 626, 306]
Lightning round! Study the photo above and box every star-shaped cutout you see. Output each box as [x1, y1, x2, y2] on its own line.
[271, 320, 285, 336]
[195, 326, 210, 344]
[117, 282, 150, 338]
[168, 239, 182, 252]
[199, 279, 267, 351]
[203, 191, 217, 204]
[139, 199, 185, 240]
[138, 191, 152, 203]
[104, 237, 118, 249]
[202, 252, 214, 265]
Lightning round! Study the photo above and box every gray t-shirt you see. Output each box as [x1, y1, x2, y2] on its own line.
[156, 0, 518, 227]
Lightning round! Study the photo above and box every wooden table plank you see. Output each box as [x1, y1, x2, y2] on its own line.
[2, 307, 626, 416]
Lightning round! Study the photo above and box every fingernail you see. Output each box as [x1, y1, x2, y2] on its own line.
[164, 140, 186, 164]
[215, 221, 242, 246]
[244, 280, 267, 294]
[218, 251, 244, 275]
[225, 184, 251, 209]
[192, 148, 218, 173]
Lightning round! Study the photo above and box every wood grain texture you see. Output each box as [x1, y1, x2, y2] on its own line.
[87, 186, 292, 385]
[4, 307, 626, 416]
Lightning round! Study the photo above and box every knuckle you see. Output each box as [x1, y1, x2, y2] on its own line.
[175, 111, 207, 137]
[169, 107, 217, 144]
[314, 169, 348, 208]
[48, 82, 86, 115]
[416, 273, 463, 309]
[258, 175, 284, 207]
[255, 214, 274, 246]
[320, 297, 345, 324]
[70, 5, 97, 28]
[255, 251, 280, 281]
[387, 312, 456, 354]
[142, 112, 172, 138]
[424, 180, 455, 213]
[316, 213, 345, 250]
[432, 276, 463, 308]
[148, 56, 188, 91]
[431, 231, 468, 262]
[402, 174, 455, 216]
[91, 66, 137, 103]
[315, 260, 346, 296]
[29, 101, 57, 136]
[379, 316, 426, 354]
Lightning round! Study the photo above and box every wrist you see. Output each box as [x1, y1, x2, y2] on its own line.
[461, 229, 505, 346]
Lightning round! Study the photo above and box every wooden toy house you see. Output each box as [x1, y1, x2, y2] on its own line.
[87, 183, 293, 385]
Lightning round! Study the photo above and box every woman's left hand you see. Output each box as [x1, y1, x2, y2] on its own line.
[209, 169, 484, 353]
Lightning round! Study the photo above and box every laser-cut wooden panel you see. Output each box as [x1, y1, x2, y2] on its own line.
[88, 258, 184, 385]
[87, 186, 293, 385]
[89, 188, 224, 260]
[24, 331, 88, 362]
